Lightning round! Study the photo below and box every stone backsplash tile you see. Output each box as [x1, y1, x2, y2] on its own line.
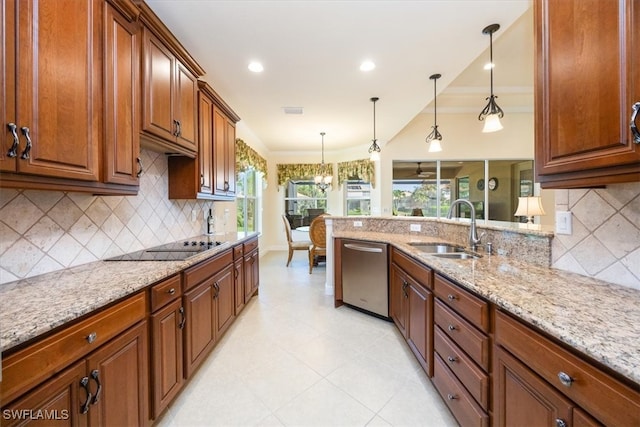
[0, 149, 235, 285]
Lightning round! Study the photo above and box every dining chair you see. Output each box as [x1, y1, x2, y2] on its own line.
[308, 213, 329, 274]
[282, 214, 311, 267]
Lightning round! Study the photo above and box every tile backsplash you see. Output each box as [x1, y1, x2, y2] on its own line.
[0, 149, 234, 285]
[552, 182, 640, 290]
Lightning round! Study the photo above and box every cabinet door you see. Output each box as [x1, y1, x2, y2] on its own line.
[2, 361, 88, 427]
[103, 1, 140, 186]
[389, 263, 408, 338]
[198, 91, 214, 194]
[234, 258, 245, 314]
[224, 118, 236, 195]
[243, 249, 259, 301]
[213, 265, 235, 338]
[407, 280, 433, 376]
[494, 346, 573, 427]
[535, 0, 640, 187]
[151, 299, 184, 419]
[141, 29, 175, 143]
[12, 0, 100, 181]
[1, 0, 16, 172]
[86, 321, 149, 427]
[183, 278, 216, 378]
[213, 107, 229, 196]
[174, 62, 198, 152]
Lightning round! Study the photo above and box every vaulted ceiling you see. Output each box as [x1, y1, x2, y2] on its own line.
[146, 0, 533, 153]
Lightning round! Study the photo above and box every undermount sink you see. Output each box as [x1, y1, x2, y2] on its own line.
[431, 252, 481, 260]
[407, 243, 465, 254]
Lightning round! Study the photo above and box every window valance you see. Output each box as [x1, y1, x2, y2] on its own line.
[236, 138, 268, 180]
[337, 159, 376, 188]
[276, 163, 335, 187]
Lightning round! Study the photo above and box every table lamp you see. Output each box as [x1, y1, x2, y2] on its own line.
[514, 196, 546, 224]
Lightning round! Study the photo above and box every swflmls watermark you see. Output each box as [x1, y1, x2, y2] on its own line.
[3, 409, 70, 421]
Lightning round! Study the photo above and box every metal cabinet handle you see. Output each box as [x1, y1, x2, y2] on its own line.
[447, 394, 457, 400]
[224, 181, 230, 191]
[447, 324, 456, 332]
[86, 332, 97, 344]
[447, 356, 458, 363]
[631, 102, 640, 144]
[200, 174, 204, 185]
[20, 126, 32, 159]
[167, 288, 176, 295]
[213, 282, 220, 298]
[136, 157, 143, 177]
[90, 369, 102, 404]
[179, 306, 186, 330]
[557, 371, 573, 387]
[555, 419, 568, 427]
[79, 376, 92, 414]
[176, 120, 181, 137]
[401, 279, 408, 299]
[7, 123, 19, 158]
[447, 294, 456, 301]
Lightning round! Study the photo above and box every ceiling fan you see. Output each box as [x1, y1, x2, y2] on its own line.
[414, 162, 433, 178]
[394, 162, 434, 179]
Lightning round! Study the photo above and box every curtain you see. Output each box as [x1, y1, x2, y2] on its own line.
[276, 163, 335, 187]
[337, 159, 376, 188]
[236, 138, 268, 180]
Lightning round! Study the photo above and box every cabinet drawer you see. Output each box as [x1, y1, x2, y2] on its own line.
[391, 248, 433, 288]
[1, 292, 146, 404]
[434, 274, 489, 332]
[150, 274, 182, 312]
[183, 249, 233, 291]
[243, 237, 258, 254]
[434, 300, 489, 371]
[432, 353, 489, 427]
[435, 327, 489, 410]
[495, 310, 640, 427]
[233, 244, 243, 260]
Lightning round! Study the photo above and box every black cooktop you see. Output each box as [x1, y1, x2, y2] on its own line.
[105, 237, 223, 261]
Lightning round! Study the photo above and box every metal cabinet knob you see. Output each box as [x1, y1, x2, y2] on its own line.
[447, 324, 456, 331]
[447, 356, 458, 363]
[557, 371, 573, 387]
[447, 294, 456, 301]
[86, 332, 97, 344]
[631, 102, 640, 144]
[167, 288, 176, 295]
[555, 419, 568, 427]
[447, 394, 457, 400]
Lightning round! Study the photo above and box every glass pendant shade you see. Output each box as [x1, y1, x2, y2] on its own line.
[369, 150, 380, 161]
[315, 132, 332, 192]
[482, 113, 503, 133]
[368, 97, 381, 160]
[426, 73, 444, 152]
[428, 139, 442, 152]
[478, 24, 504, 132]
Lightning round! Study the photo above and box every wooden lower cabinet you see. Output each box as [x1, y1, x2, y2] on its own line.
[151, 298, 184, 419]
[213, 265, 235, 338]
[406, 274, 432, 373]
[389, 263, 409, 338]
[243, 248, 259, 301]
[234, 256, 245, 315]
[3, 321, 149, 427]
[183, 277, 216, 378]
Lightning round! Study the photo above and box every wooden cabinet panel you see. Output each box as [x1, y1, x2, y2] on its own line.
[433, 274, 489, 332]
[150, 274, 181, 312]
[103, 1, 140, 186]
[175, 62, 198, 152]
[407, 278, 432, 376]
[432, 353, 488, 427]
[2, 361, 87, 427]
[183, 278, 216, 378]
[213, 265, 235, 338]
[234, 258, 245, 315]
[534, 0, 640, 187]
[151, 298, 184, 419]
[198, 92, 214, 194]
[183, 249, 233, 292]
[494, 346, 573, 427]
[213, 107, 232, 197]
[243, 248, 259, 301]
[3, 0, 100, 181]
[86, 321, 149, 427]
[389, 263, 409, 338]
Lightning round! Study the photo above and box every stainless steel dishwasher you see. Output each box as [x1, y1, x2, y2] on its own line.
[341, 239, 389, 318]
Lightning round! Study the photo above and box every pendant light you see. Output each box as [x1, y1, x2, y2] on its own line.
[478, 23, 504, 133]
[425, 73, 443, 152]
[368, 97, 381, 161]
[314, 132, 332, 193]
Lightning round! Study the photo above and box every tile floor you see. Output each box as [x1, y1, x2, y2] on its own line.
[156, 251, 458, 426]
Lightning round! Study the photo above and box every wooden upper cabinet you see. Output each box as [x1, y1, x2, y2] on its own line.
[534, 0, 640, 188]
[2, 0, 101, 180]
[137, 1, 204, 157]
[213, 106, 236, 197]
[103, 0, 141, 186]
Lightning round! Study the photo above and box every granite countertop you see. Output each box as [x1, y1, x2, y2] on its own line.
[335, 231, 640, 387]
[0, 232, 258, 354]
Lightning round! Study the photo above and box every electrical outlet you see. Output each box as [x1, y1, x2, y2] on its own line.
[555, 211, 572, 235]
[353, 221, 363, 227]
[191, 210, 197, 222]
[410, 223, 421, 232]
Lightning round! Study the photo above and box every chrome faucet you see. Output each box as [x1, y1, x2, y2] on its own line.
[447, 199, 485, 251]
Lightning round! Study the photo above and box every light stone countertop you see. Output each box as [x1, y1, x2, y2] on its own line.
[335, 231, 640, 387]
[0, 232, 258, 354]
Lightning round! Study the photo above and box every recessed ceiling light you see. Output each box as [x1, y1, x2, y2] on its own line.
[248, 61, 264, 73]
[360, 60, 376, 72]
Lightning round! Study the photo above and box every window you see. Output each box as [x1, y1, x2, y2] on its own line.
[344, 181, 371, 215]
[284, 180, 327, 228]
[392, 180, 451, 217]
[237, 169, 263, 233]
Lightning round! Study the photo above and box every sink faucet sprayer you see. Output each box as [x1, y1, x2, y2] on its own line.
[447, 199, 486, 251]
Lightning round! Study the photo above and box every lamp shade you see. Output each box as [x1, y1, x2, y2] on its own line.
[514, 196, 545, 223]
[428, 139, 442, 152]
[482, 113, 503, 133]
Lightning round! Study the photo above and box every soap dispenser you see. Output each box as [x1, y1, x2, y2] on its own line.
[206, 208, 214, 235]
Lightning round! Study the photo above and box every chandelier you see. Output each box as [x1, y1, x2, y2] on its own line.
[478, 23, 504, 133]
[425, 73, 443, 152]
[314, 132, 332, 193]
[368, 97, 381, 161]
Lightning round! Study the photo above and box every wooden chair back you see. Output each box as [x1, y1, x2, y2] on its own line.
[282, 214, 293, 243]
[309, 213, 329, 248]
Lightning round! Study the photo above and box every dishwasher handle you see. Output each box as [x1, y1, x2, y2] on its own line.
[343, 243, 383, 253]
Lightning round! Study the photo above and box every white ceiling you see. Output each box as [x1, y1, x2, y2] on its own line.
[145, 0, 533, 153]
